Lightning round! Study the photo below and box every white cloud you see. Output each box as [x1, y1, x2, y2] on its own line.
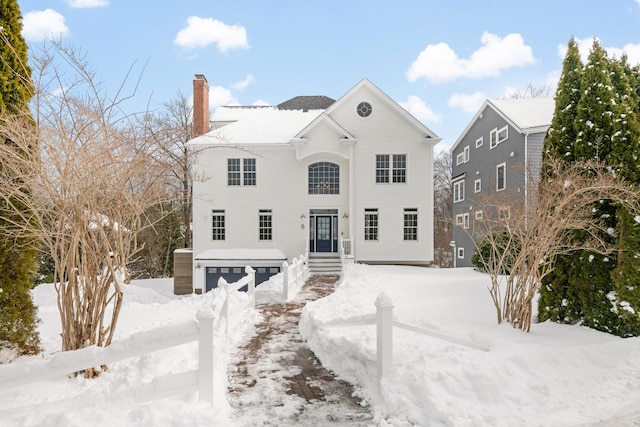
[231, 74, 255, 90]
[399, 95, 441, 123]
[407, 32, 535, 84]
[22, 9, 69, 41]
[66, 0, 108, 8]
[174, 16, 249, 52]
[209, 85, 238, 109]
[447, 92, 486, 113]
[559, 36, 640, 67]
[252, 99, 270, 106]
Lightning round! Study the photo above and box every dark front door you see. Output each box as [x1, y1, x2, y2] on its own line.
[315, 216, 332, 252]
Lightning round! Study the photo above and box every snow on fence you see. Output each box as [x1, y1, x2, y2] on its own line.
[319, 292, 490, 393]
[0, 266, 257, 407]
[282, 253, 309, 301]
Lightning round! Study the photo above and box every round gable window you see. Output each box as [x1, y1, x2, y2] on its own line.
[357, 101, 372, 118]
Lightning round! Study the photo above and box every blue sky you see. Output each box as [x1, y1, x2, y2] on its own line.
[16, 0, 640, 150]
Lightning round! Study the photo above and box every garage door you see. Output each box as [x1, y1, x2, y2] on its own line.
[205, 266, 281, 293]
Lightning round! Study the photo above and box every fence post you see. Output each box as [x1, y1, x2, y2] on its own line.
[282, 260, 289, 301]
[197, 308, 215, 406]
[245, 265, 256, 307]
[218, 277, 230, 334]
[375, 292, 394, 385]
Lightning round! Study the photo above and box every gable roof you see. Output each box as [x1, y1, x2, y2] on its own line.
[452, 98, 555, 151]
[324, 78, 441, 141]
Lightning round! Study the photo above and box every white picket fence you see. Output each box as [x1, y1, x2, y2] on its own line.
[282, 253, 309, 301]
[0, 266, 257, 407]
[319, 292, 490, 389]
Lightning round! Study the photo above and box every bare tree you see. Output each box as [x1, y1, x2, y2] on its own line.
[471, 158, 640, 331]
[505, 83, 554, 99]
[433, 150, 453, 267]
[0, 42, 174, 376]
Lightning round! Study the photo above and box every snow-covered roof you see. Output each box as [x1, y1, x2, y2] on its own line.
[487, 98, 555, 131]
[189, 106, 324, 146]
[194, 248, 286, 261]
[451, 97, 555, 151]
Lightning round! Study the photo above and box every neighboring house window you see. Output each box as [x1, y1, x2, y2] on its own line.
[212, 209, 225, 241]
[453, 179, 465, 203]
[403, 208, 418, 241]
[474, 179, 481, 193]
[456, 146, 470, 165]
[458, 247, 465, 259]
[364, 208, 378, 241]
[228, 158, 256, 186]
[490, 126, 509, 149]
[463, 213, 470, 229]
[476, 137, 483, 148]
[308, 162, 339, 194]
[259, 209, 272, 241]
[496, 162, 506, 191]
[376, 154, 407, 183]
[475, 210, 483, 220]
[456, 214, 464, 226]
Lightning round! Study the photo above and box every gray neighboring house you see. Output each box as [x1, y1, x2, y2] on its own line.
[450, 98, 555, 267]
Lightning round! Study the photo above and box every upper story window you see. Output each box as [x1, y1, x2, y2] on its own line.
[496, 162, 506, 191]
[228, 158, 256, 186]
[308, 162, 339, 195]
[453, 179, 465, 203]
[490, 125, 509, 149]
[212, 209, 225, 241]
[476, 137, 483, 148]
[376, 154, 407, 183]
[456, 146, 470, 165]
[474, 179, 481, 193]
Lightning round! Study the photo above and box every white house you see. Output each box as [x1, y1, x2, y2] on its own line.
[188, 75, 441, 293]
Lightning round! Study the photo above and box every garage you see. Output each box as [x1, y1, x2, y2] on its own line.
[194, 248, 287, 293]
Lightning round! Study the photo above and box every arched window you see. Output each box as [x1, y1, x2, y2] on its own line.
[308, 162, 339, 195]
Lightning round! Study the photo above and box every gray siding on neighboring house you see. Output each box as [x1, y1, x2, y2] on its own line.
[451, 101, 550, 268]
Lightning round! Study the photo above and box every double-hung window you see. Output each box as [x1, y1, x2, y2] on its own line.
[403, 208, 418, 241]
[212, 209, 225, 241]
[258, 209, 272, 241]
[376, 154, 407, 183]
[496, 162, 506, 191]
[228, 158, 256, 186]
[364, 208, 378, 241]
[453, 179, 465, 203]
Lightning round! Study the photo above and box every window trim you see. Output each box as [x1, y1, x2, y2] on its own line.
[211, 209, 226, 241]
[463, 213, 470, 229]
[227, 158, 256, 186]
[453, 179, 465, 203]
[490, 126, 509, 149]
[308, 161, 340, 195]
[496, 162, 506, 191]
[474, 178, 481, 193]
[475, 210, 483, 220]
[457, 247, 465, 259]
[376, 153, 407, 184]
[475, 137, 483, 148]
[456, 152, 465, 166]
[364, 208, 379, 241]
[497, 125, 508, 143]
[258, 209, 272, 241]
[403, 208, 418, 241]
[455, 214, 464, 226]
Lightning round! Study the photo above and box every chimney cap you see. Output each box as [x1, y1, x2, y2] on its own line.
[194, 74, 207, 82]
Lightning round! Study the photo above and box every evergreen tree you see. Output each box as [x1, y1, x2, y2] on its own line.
[543, 38, 583, 164]
[539, 38, 640, 337]
[0, 0, 40, 353]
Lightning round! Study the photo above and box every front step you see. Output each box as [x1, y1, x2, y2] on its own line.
[307, 256, 342, 275]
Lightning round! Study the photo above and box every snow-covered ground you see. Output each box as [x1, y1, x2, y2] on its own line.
[2, 265, 640, 426]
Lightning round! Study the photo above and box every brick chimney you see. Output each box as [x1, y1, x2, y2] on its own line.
[193, 74, 210, 137]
